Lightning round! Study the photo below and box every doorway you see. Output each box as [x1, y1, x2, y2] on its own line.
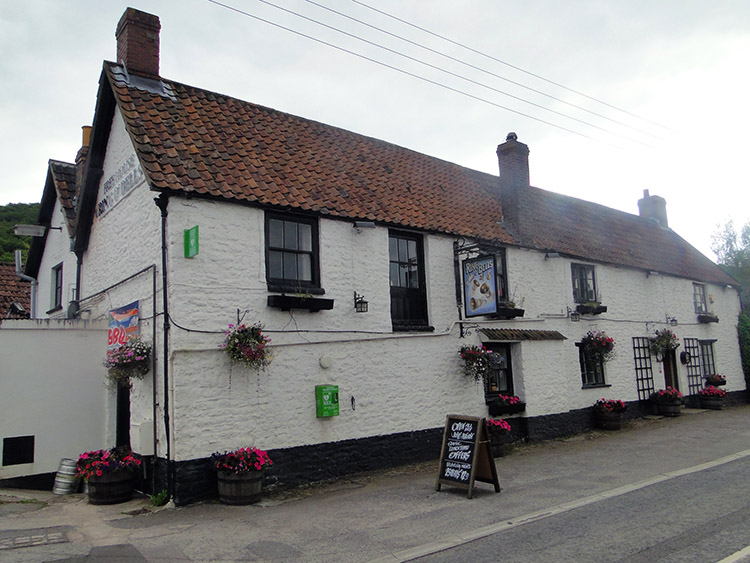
[663, 349, 679, 390]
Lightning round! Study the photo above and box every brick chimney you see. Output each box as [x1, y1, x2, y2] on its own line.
[75, 125, 91, 192]
[497, 132, 530, 243]
[637, 189, 668, 228]
[116, 8, 161, 78]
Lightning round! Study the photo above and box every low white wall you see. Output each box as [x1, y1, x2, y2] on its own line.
[0, 319, 109, 480]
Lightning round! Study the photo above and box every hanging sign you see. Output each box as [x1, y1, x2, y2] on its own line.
[463, 255, 498, 317]
[435, 415, 500, 498]
[107, 301, 140, 349]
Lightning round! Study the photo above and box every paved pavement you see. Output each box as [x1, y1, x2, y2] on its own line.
[2, 404, 750, 562]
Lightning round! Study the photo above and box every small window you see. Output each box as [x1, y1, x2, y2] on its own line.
[578, 344, 605, 387]
[699, 340, 716, 376]
[484, 344, 513, 396]
[693, 283, 707, 314]
[495, 249, 509, 304]
[265, 213, 320, 292]
[389, 230, 430, 330]
[571, 263, 597, 303]
[51, 263, 63, 310]
[2, 435, 35, 466]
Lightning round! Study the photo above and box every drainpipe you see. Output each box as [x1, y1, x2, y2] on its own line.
[154, 192, 174, 501]
[14, 250, 37, 319]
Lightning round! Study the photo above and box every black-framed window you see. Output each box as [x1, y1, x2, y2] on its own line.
[389, 230, 429, 330]
[483, 343, 513, 396]
[693, 283, 707, 314]
[51, 263, 63, 310]
[572, 263, 597, 303]
[578, 343, 605, 387]
[700, 340, 716, 376]
[495, 249, 509, 304]
[265, 213, 321, 292]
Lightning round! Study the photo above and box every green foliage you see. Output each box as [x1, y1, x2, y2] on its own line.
[738, 311, 750, 381]
[0, 203, 41, 263]
[148, 489, 169, 506]
[712, 220, 750, 309]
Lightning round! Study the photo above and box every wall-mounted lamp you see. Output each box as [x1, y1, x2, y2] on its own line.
[647, 270, 660, 277]
[354, 291, 368, 313]
[666, 315, 678, 326]
[13, 224, 62, 237]
[544, 252, 560, 260]
[567, 306, 580, 322]
[353, 221, 376, 233]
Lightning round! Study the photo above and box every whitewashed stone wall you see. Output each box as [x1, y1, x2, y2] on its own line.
[74, 109, 744, 465]
[35, 198, 77, 319]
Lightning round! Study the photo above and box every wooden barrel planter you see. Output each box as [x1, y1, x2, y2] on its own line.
[594, 410, 623, 430]
[52, 458, 81, 495]
[700, 397, 723, 410]
[87, 471, 135, 505]
[217, 471, 264, 505]
[655, 402, 682, 417]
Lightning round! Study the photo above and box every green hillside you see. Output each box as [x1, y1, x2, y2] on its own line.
[0, 203, 41, 263]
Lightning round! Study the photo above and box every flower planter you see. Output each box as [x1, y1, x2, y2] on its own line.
[87, 471, 135, 505]
[576, 304, 607, 315]
[488, 402, 526, 416]
[492, 307, 525, 320]
[487, 433, 511, 457]
[655, 401, 682, 417]
[699, 397, 723, 410]
[267, 295, 334, 312]
[217, 470, 264, 505]
[593, 410, 622, 430]
[697, 314, 719, 324]
[705, 379, 726, 387]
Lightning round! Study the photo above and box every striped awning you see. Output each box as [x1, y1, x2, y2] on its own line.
[480, 328, 567, 341]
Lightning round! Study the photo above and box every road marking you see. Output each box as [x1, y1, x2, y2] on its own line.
[369, 448, 750, 563]
[717, 545, 750, 563]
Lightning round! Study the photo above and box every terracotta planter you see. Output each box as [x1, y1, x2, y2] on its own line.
[594, 410, 623, 430]
[699, 397, 723, 410]
[87, 471, 135, 505]
[655, 401, 682, 417]
[217, 470, 264, 505]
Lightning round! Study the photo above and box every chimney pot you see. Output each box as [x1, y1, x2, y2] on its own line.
[116, 8, 161, 78]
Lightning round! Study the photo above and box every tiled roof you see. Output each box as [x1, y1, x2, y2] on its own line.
[0, 262, 30, 319]
[49, 160, 78, 235]
[521, 187, 735, 286]
[105, 63, 514, 245]
[100, 62, 733, 286]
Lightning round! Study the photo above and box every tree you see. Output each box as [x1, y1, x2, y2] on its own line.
[712, 220, 750, 384]
[712, 220, 750, 310]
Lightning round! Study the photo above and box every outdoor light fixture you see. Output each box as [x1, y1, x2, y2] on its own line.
[13, 224, 62, 237]
[544, 252, 560, 260]
[567, 306, 580, 322]
[667, 315, 678, 326]
[354, 292, 368, 313]
[353, 221, 376, 233]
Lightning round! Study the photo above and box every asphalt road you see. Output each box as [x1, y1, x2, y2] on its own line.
[415, 456, 750, 563]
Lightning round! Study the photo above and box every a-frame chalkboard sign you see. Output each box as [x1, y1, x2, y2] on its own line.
[435, 414, 500, 498]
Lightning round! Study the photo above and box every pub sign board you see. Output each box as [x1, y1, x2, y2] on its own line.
[435, 415, 500, 498]
[463, 255, 498, 317]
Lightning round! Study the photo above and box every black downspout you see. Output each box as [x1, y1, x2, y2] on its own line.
[154, 193, 173, 501]
[453, 240, 465, 338]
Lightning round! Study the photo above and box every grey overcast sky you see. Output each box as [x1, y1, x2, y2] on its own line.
[1, 0, 748, 258]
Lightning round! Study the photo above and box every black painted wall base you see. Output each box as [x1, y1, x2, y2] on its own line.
[155, 392, 747, 505]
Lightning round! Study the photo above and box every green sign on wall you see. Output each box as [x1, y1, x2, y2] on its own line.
[315, 385, 339, 418]
[184, 225, 199, 258]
